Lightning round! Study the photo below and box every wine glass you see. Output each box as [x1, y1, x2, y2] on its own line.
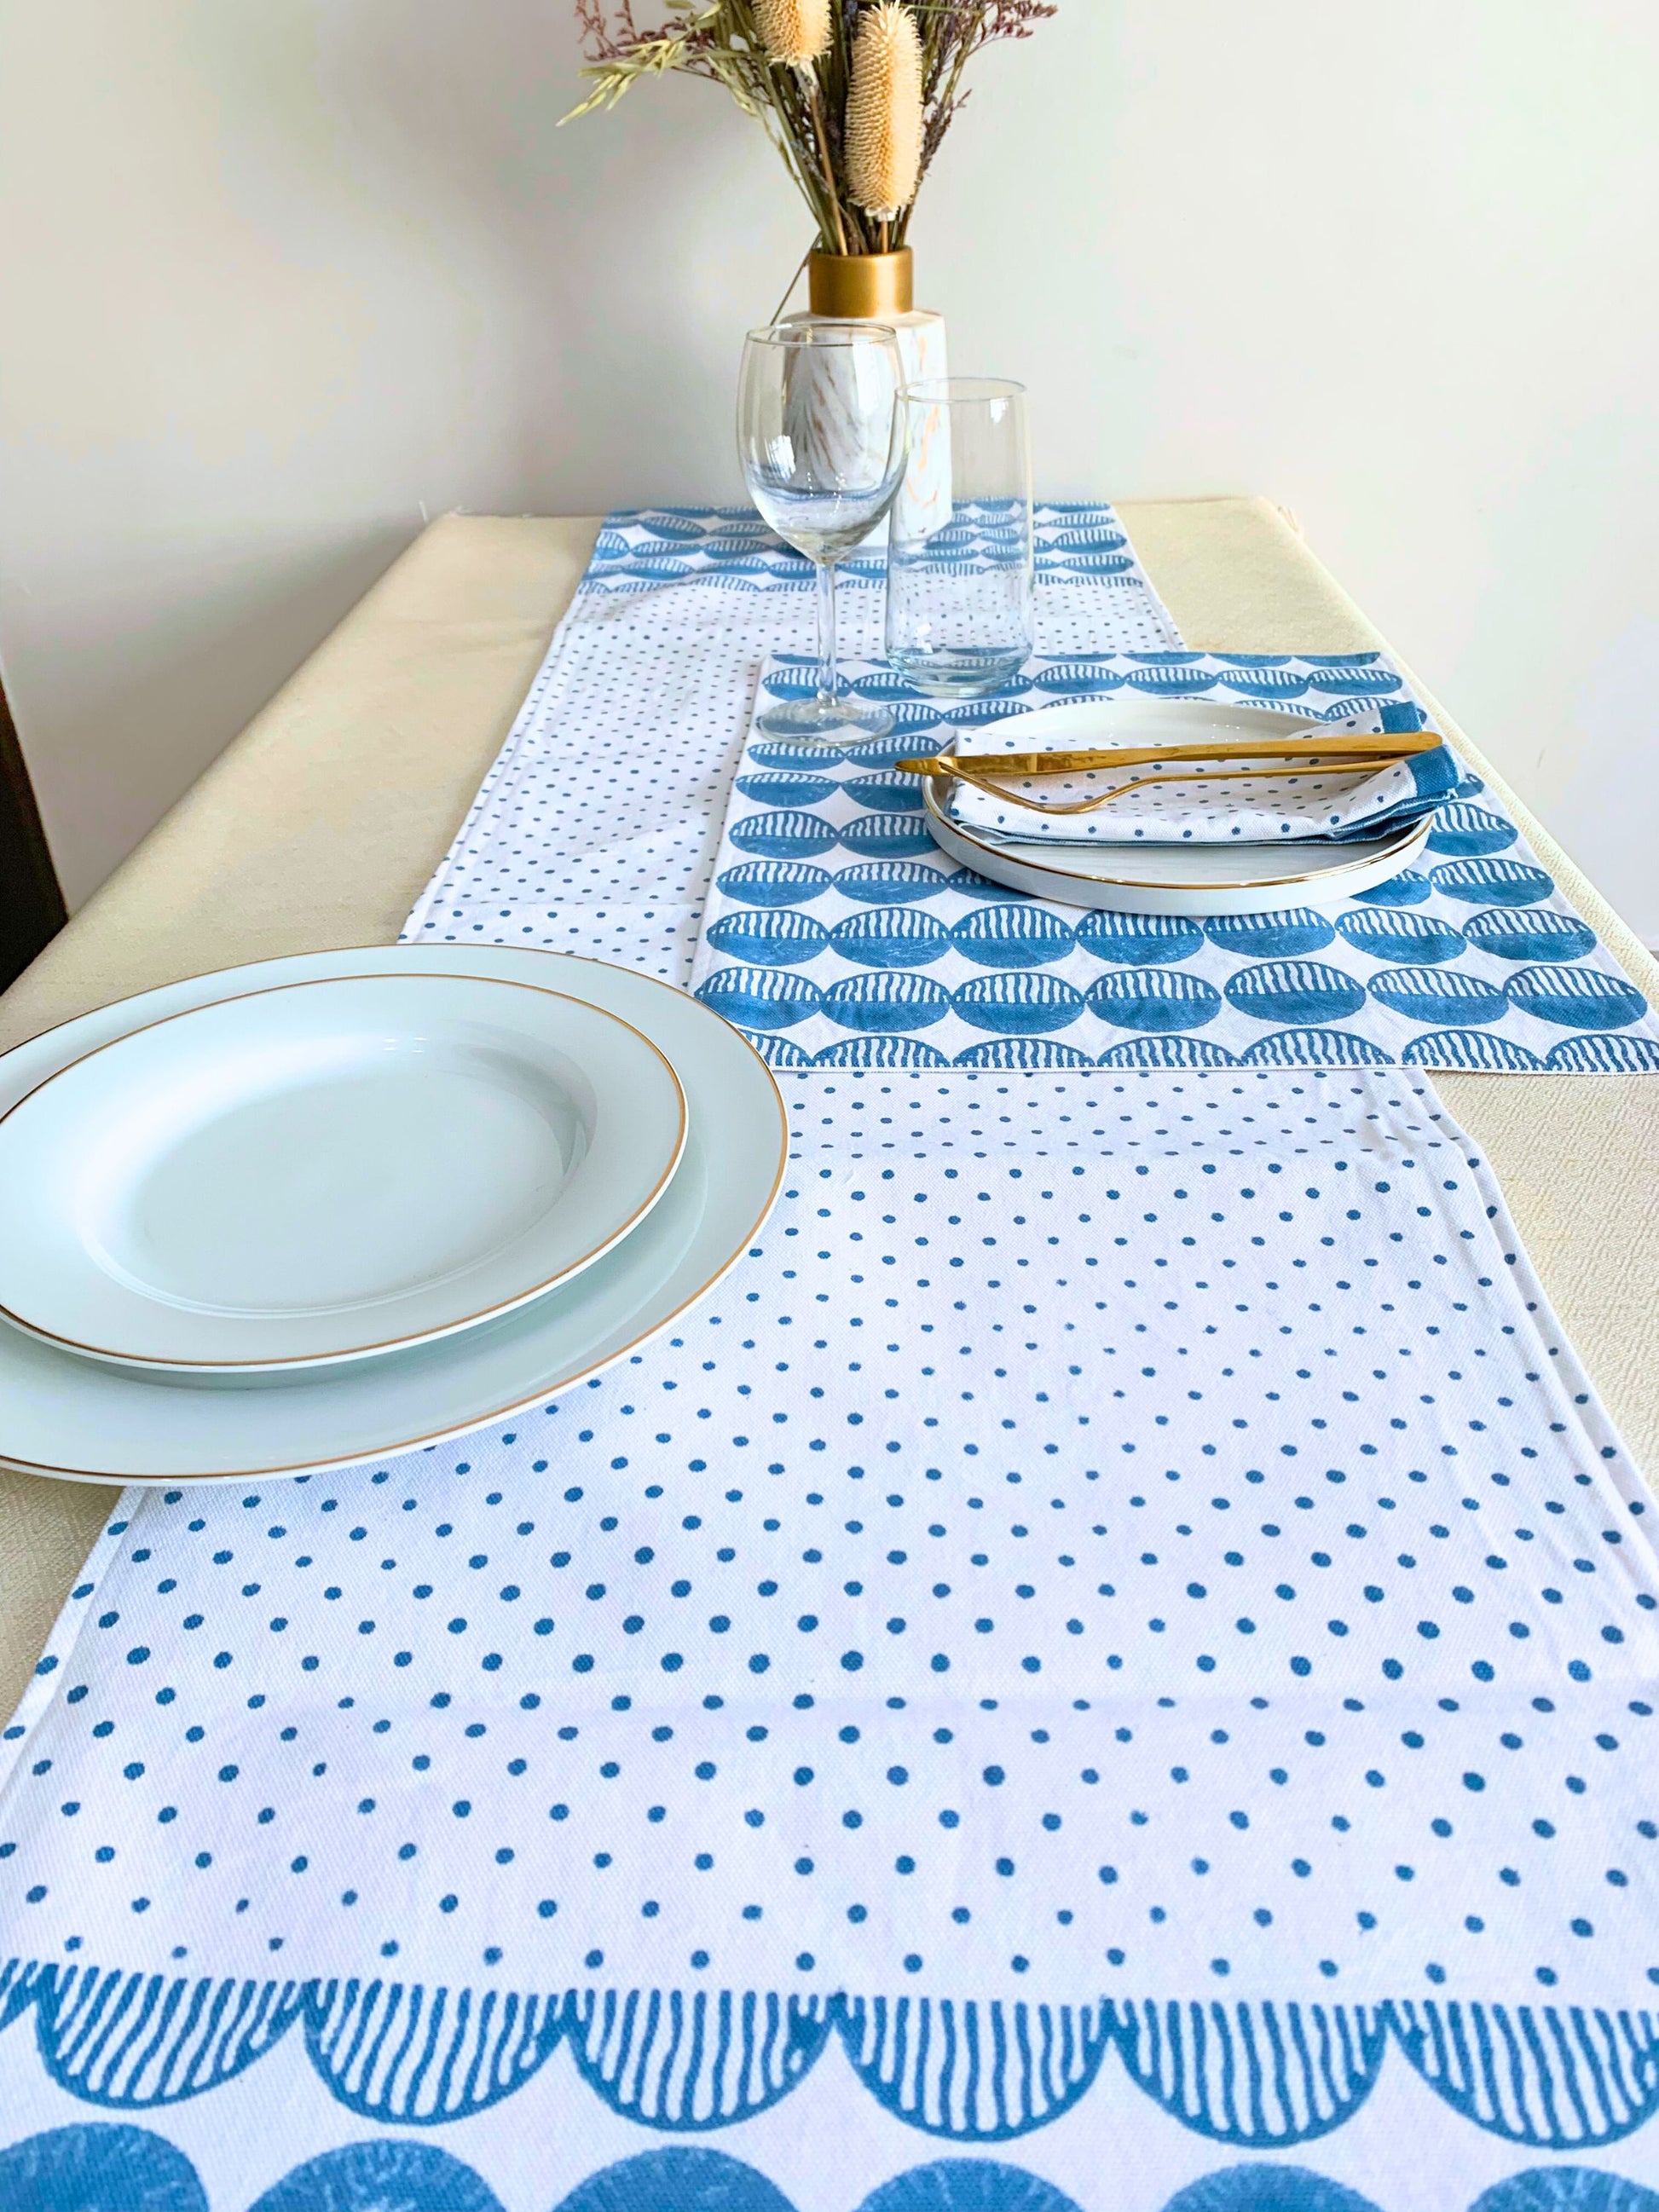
[738, 321, 908, 742]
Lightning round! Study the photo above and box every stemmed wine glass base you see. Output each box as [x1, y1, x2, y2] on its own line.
[755, 695, 896, 746]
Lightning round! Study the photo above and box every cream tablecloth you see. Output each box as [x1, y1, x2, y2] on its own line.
[3, 500, 1654, 1721]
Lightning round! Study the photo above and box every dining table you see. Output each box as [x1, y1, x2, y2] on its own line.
[1, 495, 1656, 2212]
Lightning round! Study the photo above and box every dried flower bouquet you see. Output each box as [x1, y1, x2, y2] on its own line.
[566, 3, 1058, 257]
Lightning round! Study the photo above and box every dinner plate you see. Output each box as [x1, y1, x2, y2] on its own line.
[922, 778, 1433, 915]
[0, 973, 686, 1373]
[0, 950, 785, 1484]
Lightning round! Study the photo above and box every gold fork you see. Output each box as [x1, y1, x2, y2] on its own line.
[897, 731, 1439, 817]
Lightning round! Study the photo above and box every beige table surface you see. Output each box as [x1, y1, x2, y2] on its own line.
[3, 498, 1656, 1721]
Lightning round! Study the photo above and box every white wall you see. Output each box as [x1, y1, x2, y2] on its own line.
[3, 2, 1656, 933]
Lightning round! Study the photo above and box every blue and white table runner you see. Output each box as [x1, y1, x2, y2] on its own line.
[3, 510, 1658, 2212]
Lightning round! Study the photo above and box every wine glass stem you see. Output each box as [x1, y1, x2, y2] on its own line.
[815, 557, 840, 713]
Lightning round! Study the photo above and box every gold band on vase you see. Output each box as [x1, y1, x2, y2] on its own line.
[807, 248, 914, 319]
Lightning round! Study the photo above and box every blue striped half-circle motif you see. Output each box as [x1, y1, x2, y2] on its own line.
[948, 905, 1077, 968]
[1088, 970, 1223, 1033]
[0, 2124, 211, 2212]
[953, 1039, 1096, 1071]
[850, 671, 933, 702]
[836, 1997, 1112, 2140]
[844, 731, 940, 768]
[844, 775, 926, 813]
[736, 772, 840, 809]
[302, 1978, 560, 2123]
[1049, 528, 1128, 554]
[1426, 804, 1520, 857]
[856, 2159, 1086, 2212]
[694, 968, 822, 1031]
[834, 862, 959, 905]
[1388, 2001, 1659, 2147]
[1506, 965, 1647, 1030]
[937, 698, 1033, 728]
[839, 813, 938, 859]
[1106, 2001, 1386, 2145]
[954, 973, 1087, 1035]
[1127, 650, 1209, 666]
[1352, 869, 1432, 907]
[1305, 668, 1402, 696]
[1367, 967, 1508, 1026]
[1122, 668, 1224, 698]
[1075, 912, 1205, 967]
[830, 909, 951, 968]
[762, 669, 823, 701]
[37, 1968, 302, 2108]
[1215, 670, 1312, 702]
[1240, 1030, 1392, 1068]
[822, 973, 955, 1033]
[1546, 1033, 1659, 1072]
[1335, 910, 1467, 965]
[251, 2140, 506, 2212]
[1205, 910, 1336, 961]
[553, 2147, 797, 2212]
[1048, 552, 1136, 578]
[718, 861, 835, 908]
[1431, 857, 1554, 907]
[731, 810, 839, 861]
[743, 1034, 813, 1068]
[1402, 1031, 1544, 1071]
[705, 911, 830, 967]
[564, 1990, 832, 2131]
[1099, 1037, 1241, 1068]
[1028, 663, 1127, 695]
[1224, 962, 1367, 1025]
[815, 1037, 951, 1070]
[1463, 910, 1597, 963]
[1162, 2168, 1382, 2212]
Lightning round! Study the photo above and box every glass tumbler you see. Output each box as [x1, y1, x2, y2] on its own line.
[885, 378, 1034, 698]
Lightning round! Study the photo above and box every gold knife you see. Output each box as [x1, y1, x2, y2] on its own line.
[896, 732, 1441, 780]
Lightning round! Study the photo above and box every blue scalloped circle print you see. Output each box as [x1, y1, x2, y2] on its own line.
[1161, 2169, 1382, 2212]
[954, 974, 1086, 1035]
[695, 969, 822, 1031]
[1224, 962, 1367, 1025]
[1352, 869, 1431, 907]
[1463, 910, 1598, 962]
[1431, 857, 1553, 907]
[1402, 1031, 1543, 1071]
[1335, 910, 1467, 965]
[855, 2160, 1085, 2212]
[1241, 1030, 1391, 1067]
[846, 775, 925, 814]
[0, 2124, 210, 2212]
[1367, 967, 1508, 1026]
[1205, 910, 1336, 960]
[250, 2140, 506, 2212]
[1426, 803, 1520, 857]
[1075, 912, 1205, 966]
[737, 772, 840, 809]
[835, 862, 957, 905]
[1100, 1037, 1241, 1068]
[1216, 668, 1312, 702]
[744, 1033, 812, 1068]
[954, 1039, 1095, 1070]
[831, 909, 951, 969]
[718, 861, 835, 908]
[1468, 2171, 1659, 2212]
[706, 912, 830, 967]
[1088, 970, 1223, 1033]
[840, 813, 938, 860]
[1506, 965, 1646, 1030]
[949, 906, 1077, 969]
[817, 1038, 951, 1070]
[553, 2147, 797, 2212]
[731, 810, 839, 861]
[1546, 1033, 1659, 1071]
[823, 973, 954, 1033]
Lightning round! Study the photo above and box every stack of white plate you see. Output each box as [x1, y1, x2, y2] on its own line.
[920, 697, 1433, 916]
[0, 950, 786, 1487]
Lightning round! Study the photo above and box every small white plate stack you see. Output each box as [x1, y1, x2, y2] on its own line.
[0, 950, 786, 1487]
[921, 696, 1433, 915]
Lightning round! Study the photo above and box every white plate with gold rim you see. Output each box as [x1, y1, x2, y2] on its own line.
[922, 777, 1432, 915]
[0, 950, 785, 1484]
[0, 972, 687, 1374]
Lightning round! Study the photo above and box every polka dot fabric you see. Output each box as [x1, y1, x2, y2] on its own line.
[2, 1072, 1657, 2172]
[689, 658, 1659, 1075]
